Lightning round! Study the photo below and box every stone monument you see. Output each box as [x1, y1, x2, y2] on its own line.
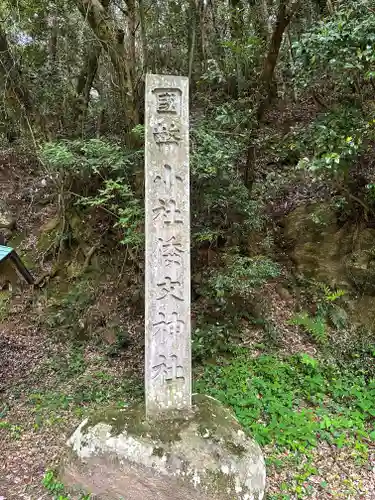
[144, 74, 191, 417]
[62, 75, 266, 500]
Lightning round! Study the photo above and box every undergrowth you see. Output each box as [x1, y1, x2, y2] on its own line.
[17, 342, 144, 430]
[196, 350, 375, 455]
[196, 349, 375, 497]
[42, 469, 91, 500]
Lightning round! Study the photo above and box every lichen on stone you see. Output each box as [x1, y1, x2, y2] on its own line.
[66, 394, 266, 499]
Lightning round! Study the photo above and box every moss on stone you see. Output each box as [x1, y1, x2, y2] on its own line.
[82, 405, 186, 443]
[152, 447, 165, 458]
[81, 394, 251, 462]
[225, 441, 246, 457]
[66, 394, 266, 499]
[83, 395, 246, 448]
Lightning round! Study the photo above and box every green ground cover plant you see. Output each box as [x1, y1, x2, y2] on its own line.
[196, 351, 375, 456]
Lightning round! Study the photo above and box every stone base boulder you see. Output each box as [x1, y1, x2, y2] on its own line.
[63, 394, 266, 500]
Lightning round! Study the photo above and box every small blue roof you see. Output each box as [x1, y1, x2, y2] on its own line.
[0, 245, 13, 262]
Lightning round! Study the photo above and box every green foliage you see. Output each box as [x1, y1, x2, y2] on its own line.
[330, 326, 375, 380]
[131, 124, 145, 141]
[42, 280, 95, 339]
[42, 469, 91, 500]
[294, 0, 375, 92]
[289, 312, 327, 344]
[191, 252, 280, 359]
[104, 327, 130, 358]
[208, 253, 280, 300]
[291, 106, 373, 176]
[43, 345, 86, 381]
[41, 139, 137, 178]
[0, 420, 22, 439]
[28, 357, 143, 428]
[289, 283, 347, 344]
[42, 470, 65, 496]
[79, 178, 143, 251]
[327, 305, 348, 330]
[196, 352, 375, 456]
[220, 35, 265, 89]
[290, 0, 375, 199]
[41, 139, 144, 252]
[318, 282, 346, 302]
[191, 118, 265, 246]
[192, 321, 236, 362]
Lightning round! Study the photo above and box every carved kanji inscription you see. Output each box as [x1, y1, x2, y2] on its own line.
[154, 164, 183, 191]
[151, 354, 185, 383]
[152, 198, 183, 225]
[153, 120, 181, 145]
[152, 311, 185, 344]
[145, 74, 190, 416]
[152, 88, 182, 114]
[159, 236, 184, 268]
[156, 277, 184, 301]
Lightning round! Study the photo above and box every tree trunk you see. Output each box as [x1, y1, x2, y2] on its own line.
[207, 0, 226, 71]
[229, 0, 244, 41]
[244, 0, 300, 190]
[74, 43, 102, 133]
[229, 0, 244, 96]
[197, 0, 205, 70]
[47, 7, 59, 67]
[188, 0, 196, 86]
[125, 0, 138, 116]
[138, 0, 148, 73]
[0, 25, 46, 138]
[256, 0, 300, 121]
[76, 0, 139, 131]
[188, 0, 205, 87]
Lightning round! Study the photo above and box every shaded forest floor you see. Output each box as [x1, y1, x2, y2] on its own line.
[0, 153, 374, 499]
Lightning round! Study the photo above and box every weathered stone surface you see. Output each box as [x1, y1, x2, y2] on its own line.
[144, 74, 191, 416]
[344, 228, 375, 294]
[284, 202, 375, 294]
[283, 202, 349, 287]
[282, 202, 375, 329]
[63, 394, 266, 500]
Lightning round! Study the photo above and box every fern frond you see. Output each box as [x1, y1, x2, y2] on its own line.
[325, 288, 346, 302]
[289, 312, 327, 344]
[328, 305, 348, 329]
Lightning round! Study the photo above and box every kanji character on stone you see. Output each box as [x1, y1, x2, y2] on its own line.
[153, 311, 185, 344]
[156, 277, 184, 301]
[153, 198, 183, 225]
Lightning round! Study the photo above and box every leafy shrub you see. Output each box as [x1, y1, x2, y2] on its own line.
[293, 0, 375, 93]
[191, 119, 265, 247]
[78, 179, 143, 251]
[42, 469, 91, 499]
[42, 470, 65, 496]
[208, 253, 280, 300]
[42, 280, 95, 339]
[289, 283, 347, 344]
[0, 420, 22, 440]
[330, 326, 375, 380]
[41, 139, 144, 253]
[196, 351, 375, 455]
[43, 138, 142, 173]
[290, 1, 375, 212]
[289, 106, 373, 176]
[289, 312, 327, 344]
[192, 321, 235, 362]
